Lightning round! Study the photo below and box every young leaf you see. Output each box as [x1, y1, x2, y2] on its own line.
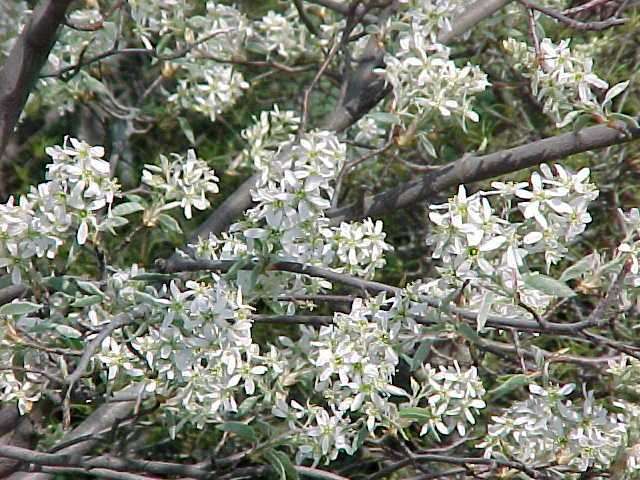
[488, 374, 533, 401]
[177, 117, 196, 145]
[0, 302, 41, 316]
[522, 273, 575, 298]
[216, 422, 257, 442]
[112, 202, 145, 217]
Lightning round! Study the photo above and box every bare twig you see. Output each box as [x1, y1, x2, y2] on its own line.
[300, 39, 341, 135]
[519, 0, 627, 30]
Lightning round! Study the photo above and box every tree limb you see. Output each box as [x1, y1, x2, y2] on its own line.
[8, 384, 145, 480]
[0, 0, 73, 159]
[327, 122, 640, 223]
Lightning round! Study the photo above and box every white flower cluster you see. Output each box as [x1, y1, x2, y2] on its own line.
[352, 115, 387, 149]
[397, 0, 466, 43]
[406, 362, 486, 439]
[96, 278, 268, 429]
[142, 149, 219, 220]
[251, 6, 310, 61]
[323, 220, 392, 277]
[193, 129, 391, 286]
[128, 0, 189, 37]
[504, 37, 629, 127]
[0, 373, 41, 416]
[384, 2, 490, 156]
[426, 164, 598, 317]
[244, 131, 345, 248]
[0, 137, 119, 284]
[479, 383, 628, 474]
[165, 3, 250, 121]
[239, 105, 300, 172]
[168, 64, 249, 122]
[269, 293, 486, 465]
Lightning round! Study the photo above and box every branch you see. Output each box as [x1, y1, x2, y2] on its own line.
[437, 0, 514, 44]
[7, 384, 145, 480]
[327, 122, 640, 223]
[0, 0, 73, 159]
[160, 257, 609, 335]
[0, 284, 28, 306]
[519, 0, 628, 30]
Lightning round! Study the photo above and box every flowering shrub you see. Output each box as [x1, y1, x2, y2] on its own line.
[1, 1, 640, 480]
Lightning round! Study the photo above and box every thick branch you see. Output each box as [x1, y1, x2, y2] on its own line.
[0, 0, 73, 159]
[438, 0, 513, 44]
[327, 123, 640, 223]
[8, 384, 145, 480]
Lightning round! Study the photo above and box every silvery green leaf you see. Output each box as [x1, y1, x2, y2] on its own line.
[522, 273, 575, 298]
[0, 302, 41, 316]
[112, 202, 145, 217]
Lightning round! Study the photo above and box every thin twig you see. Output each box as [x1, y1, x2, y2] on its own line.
[299, 39, 341, 135]
[519, 0, 627, 30]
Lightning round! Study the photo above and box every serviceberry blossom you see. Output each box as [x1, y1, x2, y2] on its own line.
[0, 137, 119, 284]
[479, 383, 628, 473]
[504, 37, 630, 127]
[425, 164, 598, 324]
[383, 3, 490, 156]
[238, 105, 300, 172]
[142, 148, 220, 220]
[404, 362, 486, 439]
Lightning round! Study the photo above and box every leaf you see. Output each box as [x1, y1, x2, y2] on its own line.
[216, 422, 257, 442]
[369, 112, 400, 125]
[522, 273, 575, 298]
[112, 202, 145, 217]
[76, 280, 104, 296]
[608, 112, 640, 129]
[477, 291, 494, 332]
[488, 374, 532, 401]
[237, 396, 259, 417]
[411, 340, 433, 372]
[71, 295, 103, 308]
[158, 213, 182, 234]
[264, 450, 286, 480]
[134, 290, 168, 306]
[0, 302, 42, 316]
[273, 451, 298, 480]
[604, 81, 629, 106]
[398, 407, 431, 421]
[559, 255, 593, 282]
[264, 450, 298, 480]
[54, 324, 83, 339]
[177, 117, 196, 145]
[354, 425, 368, 450]
[44, 276, 78, 295]
[456, 323, 482, 344]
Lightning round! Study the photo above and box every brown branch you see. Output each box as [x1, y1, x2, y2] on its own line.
[519, 0, 627, 30]
[160, 257, 614, 335]
[0, 285, 28, 306]
[42, 29, 234, 79]
[437, 0, 514, 44]
[7, 384, 146, 480]
[0, 0, 74, 159]
[326, 122, 640, 223]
